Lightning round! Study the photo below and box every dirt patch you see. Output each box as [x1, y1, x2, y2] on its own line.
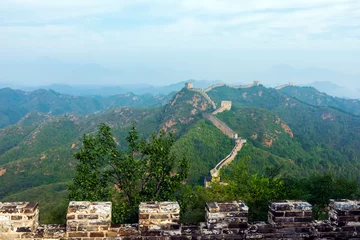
[191, 109, 197, 115]
[322, 113, 335, 121]
[71, 143, 76, 149]
[275, 118, 281, 124]
[262, 138, 273, 147]
[40, 154, 46, 160]
[187, 94, 202, 108]
[281, 123, 294, 138]
[165, 119, 177, 128]
[0, 168, 6, 176]
[200, 102, 208, 111]
[170, 92, 183, 107]
[251, 133, 258, 140]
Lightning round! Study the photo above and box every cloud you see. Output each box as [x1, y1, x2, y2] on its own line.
[0, 0, 360, 58]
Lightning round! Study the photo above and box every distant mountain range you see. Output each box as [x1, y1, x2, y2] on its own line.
[19, 79, 223, 96]
[0, 87, 174, 128]
[1, 59, 359, 98]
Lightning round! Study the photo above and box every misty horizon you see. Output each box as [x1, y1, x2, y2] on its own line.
[1, 1, 360, 90]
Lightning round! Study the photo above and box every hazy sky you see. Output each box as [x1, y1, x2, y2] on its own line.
[1, 0, 360, 86]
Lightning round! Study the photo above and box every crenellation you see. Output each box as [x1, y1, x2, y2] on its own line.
[0, 202, 39, 234]
[139, 201, 181, 235]
[2, 199, 360, 239]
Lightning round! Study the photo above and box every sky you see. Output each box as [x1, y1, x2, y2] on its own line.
[1, 0, 360, 87]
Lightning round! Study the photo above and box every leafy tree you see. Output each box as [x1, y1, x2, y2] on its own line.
[283, 173, 360, 219]
[68, 123, 113, 201]
[68, 122, 189, 223]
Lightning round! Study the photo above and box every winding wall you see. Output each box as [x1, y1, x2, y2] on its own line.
[188, 88, 217, 109]
[203, 113, 238, 139]
[203, 81, 261, 92]
[185, 82, 247, 187]
[275, 82, 295, 90]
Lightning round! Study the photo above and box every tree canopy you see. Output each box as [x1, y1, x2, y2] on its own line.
[68, 122, 189, 223]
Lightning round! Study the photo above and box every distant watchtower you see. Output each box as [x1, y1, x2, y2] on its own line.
[253, 81, 261, 86]
[185, 82, 193, 89]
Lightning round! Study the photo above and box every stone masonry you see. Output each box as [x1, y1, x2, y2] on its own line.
[139, 201, 180, 236]
[4, 199, 360, 239]
[275, 82, 296, 90]
[66, 201, 111, 238]
[0, 202, 39, 239]
[212, 101, 232, 115]
[2, 199, 360, 239]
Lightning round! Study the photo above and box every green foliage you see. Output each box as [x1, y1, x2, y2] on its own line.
[0, 87, 171, 128]
[171, 119, 233, 185]
[160, 88, 211, 135]
[280, 86, 360, 115]
[283, 174, 360, 219]
[68, 123, 114, 201]
[208, 85, 360, 180]
[68, 122, 189, 223]
[1, 182, 69, 224]
[179, 159, 360, 222]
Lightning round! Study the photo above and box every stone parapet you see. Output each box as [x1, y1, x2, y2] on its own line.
[139, 201, 180, 236]
[3, 199, 360, 239]
[206, 201, 249, 232]
[66, 201, 111, 238]
[268, 200, 312, 226]
[329, 199, 360, 226]
[0, 202, 39, 233]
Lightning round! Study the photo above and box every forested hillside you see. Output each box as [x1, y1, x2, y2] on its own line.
[0, 87, 173, 128]
[280, 86, 360, 115]
[1, 84, 360, 223]
[208, 85, 360, 179]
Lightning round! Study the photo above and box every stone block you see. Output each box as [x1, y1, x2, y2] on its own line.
[329, 199, 360, 226]
[139, 201, 180, 233]
[0, 202, 39, 233]
[205, 201, 249, 230]
[268, 200, 312, 226]
[66, 201, 111, 233]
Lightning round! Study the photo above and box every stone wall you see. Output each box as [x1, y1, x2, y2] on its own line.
[184, 82, 193, 89]
[212, 101, 232, 115]
[187, 88, 217, 109]
[203, 113, 238, 139]
[204, 139, 246, 187]
[275, 82, 296, 90]
[2, 199, 360, 239]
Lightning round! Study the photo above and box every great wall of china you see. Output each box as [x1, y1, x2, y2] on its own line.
[186, 83, 246, 187]
[1, 199, 360, 239]
[275, 82, 295, 90]
[186, 81, 296, 187]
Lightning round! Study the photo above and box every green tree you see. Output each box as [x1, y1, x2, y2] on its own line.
[67, 123, 113, 201]
[68, 122, 189, 223]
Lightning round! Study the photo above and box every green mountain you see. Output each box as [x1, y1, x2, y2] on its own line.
[207, 85, 360, 179]
[279, 86, 360, 115]
[0, 88, 173, 128]
[1, 84, 360, 223]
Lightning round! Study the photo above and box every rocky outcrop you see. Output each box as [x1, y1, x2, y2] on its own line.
[188, 88, 216, 109]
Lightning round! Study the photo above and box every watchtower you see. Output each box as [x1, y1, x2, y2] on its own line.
[253, 81, 261, 86]
[185, 82, 193, 89]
